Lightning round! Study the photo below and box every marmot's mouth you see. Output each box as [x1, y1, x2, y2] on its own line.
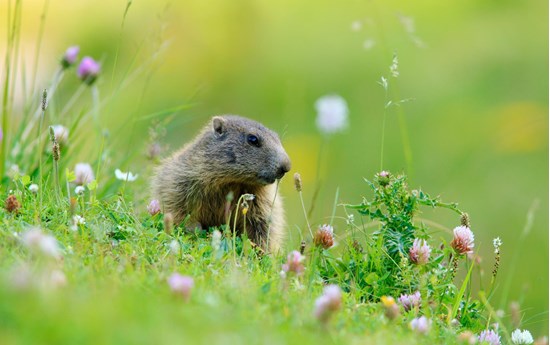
[258, 174, 276, 185]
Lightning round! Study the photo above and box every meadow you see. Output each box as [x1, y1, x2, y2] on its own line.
[0, 0, 548, 344]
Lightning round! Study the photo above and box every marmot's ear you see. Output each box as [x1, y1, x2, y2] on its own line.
[212, 116, 225, 135]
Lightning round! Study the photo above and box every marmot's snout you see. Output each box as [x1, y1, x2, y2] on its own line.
[275, 153, 291, 180]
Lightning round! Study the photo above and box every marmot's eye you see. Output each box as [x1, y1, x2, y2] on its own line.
[247, 134, 260, 147]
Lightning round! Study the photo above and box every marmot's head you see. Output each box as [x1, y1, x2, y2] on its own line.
[202, 115, 291, 185]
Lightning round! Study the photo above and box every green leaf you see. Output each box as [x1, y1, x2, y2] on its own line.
[66, 169, 76, 182]
[87, 180, 98, 191]
[20, 175, 31, 186]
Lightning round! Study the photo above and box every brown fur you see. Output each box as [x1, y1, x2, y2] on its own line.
[152, 115, 291, 252]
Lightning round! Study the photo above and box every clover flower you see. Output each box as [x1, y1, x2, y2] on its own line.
[77, 57, 100, 85]
[511, 329, 534, 344]
[315, 94, 349, 134]
[478, 330, 501, 345]
[73, 215, 86, 226]
[314, 284, 342, 323]
[61, 45, 79, 68]
[314, 224, 334, 249]
[28, 184, 39, 194]
[147, 199, 161, 216]
[409, 238, 431, 265]
[75, 186, 85, 195]
[21, 228, 61, 259]
[451, 225, 475, 255]
[398, 291, 421, 312]
[115, 169, 138, 182]
[5, 194, 21, 213]
[51, 125, 69, 145]
[167, 273, 194, 301]
[381, 296, 400, 320]
[410, 316, 431, 334]
[282, 250, 305, 276]
[74, 163, 95, 185]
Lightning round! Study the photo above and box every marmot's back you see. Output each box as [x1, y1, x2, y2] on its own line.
[152, 115, 291, 252]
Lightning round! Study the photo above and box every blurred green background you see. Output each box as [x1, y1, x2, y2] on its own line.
[3, 0, 548, 335]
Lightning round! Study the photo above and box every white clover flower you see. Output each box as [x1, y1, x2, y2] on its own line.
[511, 329, 534, 344]
[315, 94, 349, 134]
[115, 169, 138, 182]
[51, 125, 69, 145]
[75, 186, 85, 195]
[28, 184, 39, 194]
[73, 215, 86, 226]
[493, 237, 503, 254]
[74, 163, 95, 185]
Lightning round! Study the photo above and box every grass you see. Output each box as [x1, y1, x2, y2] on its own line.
[0, 1, 546, 344]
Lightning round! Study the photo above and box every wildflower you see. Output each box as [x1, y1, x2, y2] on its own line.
[169, 240, 180, 255]
[478, 330, 501, 345]
[315, 94, 349, 134]
[211, 230, 222, 253]
[493, 237, 503, 254]
[115, 169, 138, 182]
[48, 269, 67, 288]
[51, 125, 69, 145]
[492, 237, 502, 280]
[293, 172, 302, 192]
[450, 225, 475, 255]
[381, 296, 400, 320]
[61, 45, 79, 68]
[21, 228, 61, 259]
[243, 193, 255, 201]
[147, 142, 162, 160]
[511, 329, 534, 344]
[410, 316, 431, 334]
[398, 291, 421, 312]
[458, 331, 478, 344]
[167, 273, 194, 301]
[28, 184, 39, 194]
[313, 224, 334, 249]
[5, 194, 21, 213]
[314, 284, 342, 323]
[77, 56, 100, 85]
[409, 238, 431, 265]
[390, 54, 399, 78]
[75, 186, 85, 195]
[377, 170, 390, 186]
[147, 199, 161, 216]
[73, 163, 95, 185]
[73, 215, 86, 226]
[281, 250, 305, 276]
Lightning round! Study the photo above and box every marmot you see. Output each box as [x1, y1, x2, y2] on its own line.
[152, 115, 291, 252]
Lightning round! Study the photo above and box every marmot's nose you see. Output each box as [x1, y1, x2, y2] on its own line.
[276, 155, 291, 179]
